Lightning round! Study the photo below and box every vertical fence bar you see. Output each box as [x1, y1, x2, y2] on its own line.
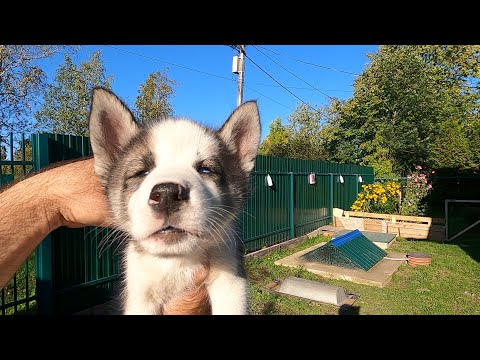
[25, 258, 29, 312]
[13, 275, 17, 314]
[33, 134, 55, 315]
[329, 173, 334, 222]
[445, 199, 449, 243]
[1, 289, 4, 315]
[21, 133, 26, 176]
[289, 172, 295, 239]
[9, 133, 14, 175]
[23, 134, 29, 311]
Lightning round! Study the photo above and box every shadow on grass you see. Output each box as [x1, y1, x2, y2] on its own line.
[455, 243, 480, 263]
[338, 305, 360, 315]
[261, 301, 277, 315]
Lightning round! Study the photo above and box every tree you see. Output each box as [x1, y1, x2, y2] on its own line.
[287, 103, 327, 160]
[35, 51, 113, 136]
[429, 119, 474, 170]
[259, 103, 327, 160]
[320, 99, 363, 164]
[134, 69, 176, 123]
[259, 118, 290, 157]
[466, 118, 480, 167]
[324, 45, 480, 176]
[0, 45, 69, 134]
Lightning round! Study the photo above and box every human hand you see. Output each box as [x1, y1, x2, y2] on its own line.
[41, 158, 212, 315]
[44, 157, 113, 230]
[163, 264, 211, 315]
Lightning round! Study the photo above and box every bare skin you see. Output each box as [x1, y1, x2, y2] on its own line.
[0, 158, 211, 314]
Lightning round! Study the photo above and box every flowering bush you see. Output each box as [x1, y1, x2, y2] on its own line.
[400, 165, 433, 216]
[350, 165, 433, 216]
[350, 181, 401, 214]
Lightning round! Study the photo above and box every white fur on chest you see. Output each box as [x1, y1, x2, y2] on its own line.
[122, 243, 249, 315]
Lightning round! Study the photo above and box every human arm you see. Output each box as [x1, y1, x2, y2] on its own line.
[0, 158, 210, 314]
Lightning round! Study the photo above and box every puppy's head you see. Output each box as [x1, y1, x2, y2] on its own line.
[88, 88, 260, 256]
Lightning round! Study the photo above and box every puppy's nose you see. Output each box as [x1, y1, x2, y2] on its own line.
[149, 182, 189, 214]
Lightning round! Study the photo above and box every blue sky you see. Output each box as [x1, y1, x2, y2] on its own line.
[41, 45, 379, 140]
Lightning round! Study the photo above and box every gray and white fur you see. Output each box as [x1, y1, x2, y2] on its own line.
[88, 88, 260, 315]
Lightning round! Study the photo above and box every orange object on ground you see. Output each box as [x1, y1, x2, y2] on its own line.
[407, 251, 432, 266]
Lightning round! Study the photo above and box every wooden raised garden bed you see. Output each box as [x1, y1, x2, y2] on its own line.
[332, 208, 445, 242]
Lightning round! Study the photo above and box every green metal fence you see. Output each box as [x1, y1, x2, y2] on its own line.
[241, 155, 374, 251]
[31, 134, 121, 315]
[1, 134, 374, 315]
[1, 133, 36, 314]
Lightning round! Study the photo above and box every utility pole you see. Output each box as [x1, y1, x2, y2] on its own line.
[232, 45, 246, 107]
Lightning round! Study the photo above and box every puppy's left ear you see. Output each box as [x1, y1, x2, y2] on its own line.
[88, 87, 139, 182]
[218, 101, 261, 174]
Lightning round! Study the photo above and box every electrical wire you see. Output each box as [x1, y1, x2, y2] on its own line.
[252, 45, 335, 101]
[106, 45, 293, 111]
[105, 45, 237, 83]
[243, 85, 293, 110]
[244, 53, 319, 112]
[256, 45, 360, 76]
[256, 46, 480, 91]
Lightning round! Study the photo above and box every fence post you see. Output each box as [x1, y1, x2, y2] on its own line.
[329, 173, 334, 222]
[355, 174, 359, 197]
[289, 172, 295, 239]
[444, 199, 449, 243]
[32, 134, 55, 315]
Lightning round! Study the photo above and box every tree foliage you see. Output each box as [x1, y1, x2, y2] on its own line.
[287, 103, 326, 160]
[429, 119, 474, 170]
[134, 69, 176, 123]
[35, 51, 112, 136]
[324, 45, 480, 176]
[259, 103, 327, 160]
[258, 117, 290, 157]
[0, 45, 68, 134]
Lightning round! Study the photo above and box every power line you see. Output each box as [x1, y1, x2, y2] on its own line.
[106, 45, 293, 112]
[224, 45, 351, 92]
[256, 45, 360, 76]
[105, 45, 237, 83]
[252, 45, 335, 101]
[243, 84, 293, 110]
[249, 83, 352, 92]
[256, 46, 479, 91]
[244, 53, 319, 112]
[108, 45, 352, 94]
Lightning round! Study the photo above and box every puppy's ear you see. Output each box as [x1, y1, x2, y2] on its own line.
[88, 87, 139, 182]
[218, 101, 261, 174]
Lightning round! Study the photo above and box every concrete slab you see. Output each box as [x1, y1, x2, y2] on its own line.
[274, 242, 406, 288]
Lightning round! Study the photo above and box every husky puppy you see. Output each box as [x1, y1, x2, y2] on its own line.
[88, 88, 260, 315]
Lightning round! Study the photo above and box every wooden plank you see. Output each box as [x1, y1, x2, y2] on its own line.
[390, 229, 428, 238]
[364, 219, 383, 232]
[341, 210, 444, 225]
[365, 224, 382, 232]
[389, 228, 445, 241]
[388, 223, 445, 232]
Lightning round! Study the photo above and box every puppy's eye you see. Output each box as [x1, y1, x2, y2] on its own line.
[133, 170, 150, 178]
[198, 166, 213, 175]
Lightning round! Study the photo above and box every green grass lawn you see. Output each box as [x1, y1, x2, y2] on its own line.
[246, 235, 480, 315]
[2, 230, 479, 315]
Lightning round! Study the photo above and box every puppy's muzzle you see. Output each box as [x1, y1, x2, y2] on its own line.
[149, 182, 190, 214]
